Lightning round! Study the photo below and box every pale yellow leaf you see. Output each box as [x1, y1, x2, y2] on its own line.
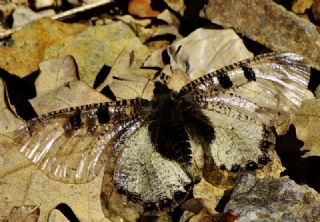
[291, 98, 320, 157]
[30, 80, 110, 115]
[192, 179, 224, 215]
[36, 55, 78, 96]
[167, 28, 253, 80]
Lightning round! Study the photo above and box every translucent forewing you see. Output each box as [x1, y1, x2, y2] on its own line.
[14, 99, 150, 183]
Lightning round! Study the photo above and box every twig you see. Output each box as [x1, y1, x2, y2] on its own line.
[0, 0, 114, 39]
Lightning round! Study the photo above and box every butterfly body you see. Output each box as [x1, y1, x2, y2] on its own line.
[12, 53, 312, 215]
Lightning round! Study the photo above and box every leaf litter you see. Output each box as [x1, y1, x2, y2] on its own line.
[0, 1, 319, 221]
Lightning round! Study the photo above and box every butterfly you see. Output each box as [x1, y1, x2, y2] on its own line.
[13, 52, 311, 214]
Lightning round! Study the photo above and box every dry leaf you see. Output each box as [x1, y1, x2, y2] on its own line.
[30, 81, 109, 115]
[0, 148, 38, 220]
[44, 21, 150, 86]
[292, 0, 314, 14]
[36, 55, 78, 96]
[128, 0, 160, 17]
[291, 98, 320, 157]
[167, 28, 253, 80]
[98, 49, 156, 100]
[192, 179, 225, 215]
[0, 18, 86, 77]
[48, 209, 70, 222]
[0, 80, 23, 134]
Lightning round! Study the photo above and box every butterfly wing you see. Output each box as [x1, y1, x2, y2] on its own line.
[113, 125, 192, 213]
[13, 99, 150, 183]
[179, 53, 312, 127]
[14, 97, 194, 213]
[179, 53, 312, 170]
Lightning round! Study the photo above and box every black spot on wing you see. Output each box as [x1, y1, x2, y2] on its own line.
[245, 161, 258, 170]
[26, 119, 37, 136]
[159, 198, 172, 210]
[261, 140, 271, 150]
[217, 71, 233, 89]
[258, 155, 270, 165]
[160, 72, 166, 80]
[69, 110, 82, 128]
[231, 164, 240, 172]
[96, 104, 110, 124]
[115, 100, 121, 106]
[241, 66, 256, 81]
[86, 113, 98, 134]
[63, 109, 82, 136]
[144, 202, 157, 212]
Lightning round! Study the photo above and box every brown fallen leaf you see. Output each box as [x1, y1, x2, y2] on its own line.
[291, 98, 320, 157]
[0, 18, 86, 77]
[44, 21, 150, 87]
[128, 0, 161, 17]
[189, 209, 215, 222]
